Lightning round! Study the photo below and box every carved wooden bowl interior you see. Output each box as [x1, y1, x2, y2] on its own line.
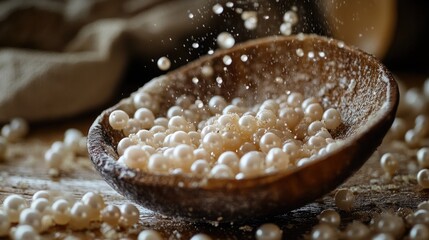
[88, 34, 399, 221]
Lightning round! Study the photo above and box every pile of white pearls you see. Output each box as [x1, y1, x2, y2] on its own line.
[44, 128, 88, 177]
[109, 92, 343, 179]
[0, 191, 141, 239]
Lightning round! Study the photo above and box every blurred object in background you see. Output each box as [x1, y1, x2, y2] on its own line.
[319, 0, 397, 59]
[317, 0, 429, 75]
[0, 0, 427, 123]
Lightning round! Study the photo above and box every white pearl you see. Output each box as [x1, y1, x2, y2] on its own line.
[240, 151, 265, 177]
[255, 223, 282, 240]
[0, 210, 10, 237]
[307, 136, 327, 150]
[343, 221, 369, 240]
[188, 131, 201, 147]
[9, 118, 29, 140]
[405, 129, 420, 147]
[193, 148, 210, 161]
[307, 121, 325, 136]
[283, 10, 298, 24]
[69, 201, 90, 230]
[279, 108, 302, 130]
[334, 188, 354, 211]
[134, 108, 155, 129]
[173, 144, 195, 171]
[19, 208, 42, 232]
[256, 110, 277, 129]
[123, 145, 150, 170]
[119, 203, 140, 228]
[169, 131, 191, 147]
[238, 115, 258, 135]
[168, 116, 189, 132]
[11, 224, 40, 240]
[305, 103, 324, 121]
[202, 132, 223, 156]
[259, 99, 279, 113]
[417, 169, 429, 188]
[210, 164, 234, 179]
[44, 148, 63, 169]
[217, 32, 235, 49]
[138, 229, 163, 240]
[318, 209, 340, 227]
[322, 108, 341, 130]
[175, 95, 194, 108]
[30, 198, 50, 215]
[123, 118, 142, 136]
[287, 92, 304, 107]
[259, 132, 282, 153]
[380, 153, 398, 176]
[152, 132, 166, 148]
[82, 192, 105, 221]
[109, 110, 129, 130]
[409, 224, 429, 240]
[148, 153, 170, 174]
[3, 194, 27, 223]
[167, 106, 184, 118]
[310, 223, 337, 240]
[51, 199, 70, 225]
[222, 105, 243, 115]
[117, 137, 135, 156]
[101, 205, 121, 226]
[302, 97, 318, 110]
[372, 213, 404, 237]
[221, 131, 241, 151]
[417, 148, 429, 168]
[157, 56, 171, 71]
[133, 92, 155, 110]
[266, 148, 289, 171]
[154, 117, 169, 128]
[136, 130, 154, 146]
[191, 160, 210, 176]
[282, 141, 300, 157]
[217, 151, 240, 173]
[208, 96, 227, 114]
[190, 233, 212, 240]
[64, 128, 83, 152]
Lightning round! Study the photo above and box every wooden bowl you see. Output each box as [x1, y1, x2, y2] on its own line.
[88, 34, 399, 221]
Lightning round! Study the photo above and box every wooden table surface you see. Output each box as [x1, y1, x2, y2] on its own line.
[1, 76, 428, 240]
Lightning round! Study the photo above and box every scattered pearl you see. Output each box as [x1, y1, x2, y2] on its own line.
[417, 169, 429, 188]
[11, 225, 40, 240]
[157, 57, 171, 71]
[119, 203, 140, 228]
[310, 223, 337, 240]
[30, 198, 50, 215]
[217, 32, 235, 49]
[380, 153, 399, 176]
[210, 164, 234, 179]
[1, 118, 29, 142]
[69, 201, 91, 230]
[334, 188, 354, 211]
[19, 208, 43, 232]
[343, 221, 370, 240]
[409, 223, 429, 240]
[3, 194, 27, 223]
[138, 229, 163, 240]
[255, 223, 282, 240]
[318, 209, 340, 227]
[51, 199, 71, 225]
[82, 192, 105, 221]
[417, 148, 429, 168]
[134, 108, 155, 129]
[101, 205, 121, 226]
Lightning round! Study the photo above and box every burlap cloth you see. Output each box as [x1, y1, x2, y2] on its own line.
[0, 0, 208, 122]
